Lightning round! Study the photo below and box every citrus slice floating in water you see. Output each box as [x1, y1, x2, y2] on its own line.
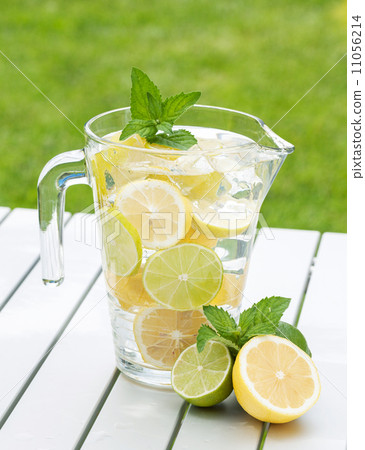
[233, 335, 321, 423]
[101, 208, 142, 277]
[134, 307, 206, 369]
[192, 198, 254, 238]
[105, 268, 155, 312]
[171, 342, 233, 407]
[115, 179, 192, 249]
[142, 243, 223, 310]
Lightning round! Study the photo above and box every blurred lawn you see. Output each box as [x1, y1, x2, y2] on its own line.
[0, 0, 346, 232]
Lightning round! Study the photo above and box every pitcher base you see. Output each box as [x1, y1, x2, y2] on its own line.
[116, 357, 173, 387]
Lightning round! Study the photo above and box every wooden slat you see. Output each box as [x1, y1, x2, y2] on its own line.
[264, 233, 346, 450]
[0, 214, 101, 422]
[243, 228, 321, 324]
[81, 375, 184, 450]
[81, 228, 319, 450]
[298, 233, 346, 363]
[172, 228, 320, 450]
[0, 276, 116, 450]
[0, 208, 70, 310]
[0, 207, 10, 223]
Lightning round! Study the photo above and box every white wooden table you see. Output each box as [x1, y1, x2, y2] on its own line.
[0, 207, 346, 449]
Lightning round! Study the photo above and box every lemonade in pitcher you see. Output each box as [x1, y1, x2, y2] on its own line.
[38, 69, 293, 386]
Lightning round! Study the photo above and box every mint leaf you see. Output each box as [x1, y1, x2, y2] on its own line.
[147, 92, 162, 120]
[162, 91, 201, 123]
[197, 324, 218, 352]
[196, 296, 312, 362]
[275, 322, 312, 357]
[121, 68, 200, 147]
[238, 307, 257, 335]
[252, 296, 291, 326]
[147, 129, 197, 150]
[104, 171, 115, 190]
[130, 67, 161, 120]
[119, 119, 157, 141]
[238, 322, 277, 347]
[197, 324, 240, 356]
[202, 305, 239, 340]
[238, 296, 290, 342]
[157, 121, 173, 134]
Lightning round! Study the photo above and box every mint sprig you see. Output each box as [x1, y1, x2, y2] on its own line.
[120, 68, 201, 150]
[197, 296, 312, 357]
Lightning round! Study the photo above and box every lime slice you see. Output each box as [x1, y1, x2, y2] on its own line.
[101, 208, 142, 277]
[172, 342, 233, 407]
[142, 243, 223, 310]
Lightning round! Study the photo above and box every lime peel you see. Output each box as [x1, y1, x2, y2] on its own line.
[171, 342, 233, 407]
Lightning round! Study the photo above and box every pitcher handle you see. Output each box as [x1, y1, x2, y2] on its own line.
[37, 149, 90, 286]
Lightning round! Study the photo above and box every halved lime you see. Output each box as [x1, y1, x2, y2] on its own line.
[142, 243, 223, 310]
[171, 342, 233, 407]
[101, 208, 142, 277]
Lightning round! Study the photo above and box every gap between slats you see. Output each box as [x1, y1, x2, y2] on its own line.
[74, 369, 120, 450]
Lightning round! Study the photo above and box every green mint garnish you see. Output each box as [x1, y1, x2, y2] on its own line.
[197, 296, 312, 358]
[120, 68, 201, 150]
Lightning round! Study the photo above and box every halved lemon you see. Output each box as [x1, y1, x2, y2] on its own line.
[233, 335, 321, 423]
[134, 307, 206, 369]
[142, 243, 223, 310]
[115, 179, 192, 249]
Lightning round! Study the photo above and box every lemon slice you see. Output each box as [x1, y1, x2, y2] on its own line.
[101, 208, 142, 277]
[172, 342, 233, 407]
[91, 133, 147, 200]
[172, 172, 230, 201]
[192, 198, 254, 238]
[142, 243, 223, 310]
[210, 273, 246, 307]
[180, 225, 217, 248]
[233, 335, 321, 423]
[105, 268, 155, 312]
[134, 307, 206, 369]
[115, 179, 192, 249]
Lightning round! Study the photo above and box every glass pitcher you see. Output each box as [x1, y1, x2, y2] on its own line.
[38, 105, 294, 386]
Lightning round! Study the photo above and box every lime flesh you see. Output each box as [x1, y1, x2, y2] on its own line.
[142, 243, 223, 311]
[172, 342, 233, 407]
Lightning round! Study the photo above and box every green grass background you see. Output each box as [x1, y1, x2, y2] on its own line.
[0, 0, 346, 232]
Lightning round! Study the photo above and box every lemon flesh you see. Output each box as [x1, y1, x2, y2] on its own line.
[134, 307, 206, 369]
[115, 179, 192, 250]
[233, 335, 321, 423]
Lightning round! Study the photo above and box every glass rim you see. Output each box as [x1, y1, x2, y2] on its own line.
[84, 104, 294, 156]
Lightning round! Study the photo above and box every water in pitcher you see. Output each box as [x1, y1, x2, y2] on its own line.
[90, 126, 281, 385]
